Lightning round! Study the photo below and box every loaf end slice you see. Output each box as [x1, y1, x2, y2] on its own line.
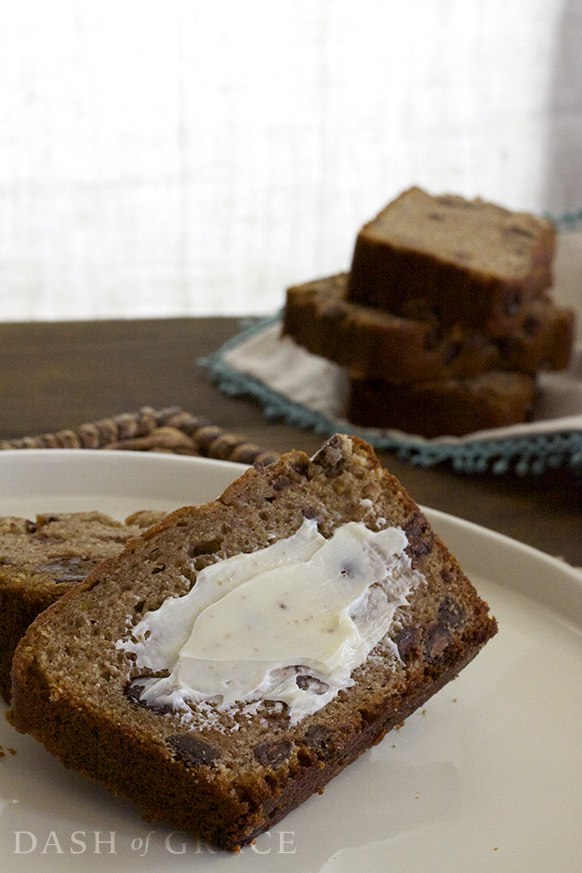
[7, 435, 497, 851]
[0, 509, 165, 702]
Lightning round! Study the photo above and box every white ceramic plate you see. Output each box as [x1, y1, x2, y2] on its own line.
[1, 450, 582, 872]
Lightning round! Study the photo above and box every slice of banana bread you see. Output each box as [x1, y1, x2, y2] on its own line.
[347, 371, 537, 437]
[347, 187, 555, 336]
[283, 273, 574, 383]
[0, 509, 165, 702]
[7, 435, 497, 851]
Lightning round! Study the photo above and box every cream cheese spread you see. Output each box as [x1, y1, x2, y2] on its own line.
[120, 518, 425, 724]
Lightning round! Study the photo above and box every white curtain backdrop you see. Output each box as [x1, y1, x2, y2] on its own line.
[0, 0, 581, 321]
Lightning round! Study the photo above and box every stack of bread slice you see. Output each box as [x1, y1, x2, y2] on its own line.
[283, 187, 575, 437]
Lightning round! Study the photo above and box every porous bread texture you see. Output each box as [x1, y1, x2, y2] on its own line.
[347, 186, 556, 335]
[0, 510, 165, 702]
[7, 435, 497, 851]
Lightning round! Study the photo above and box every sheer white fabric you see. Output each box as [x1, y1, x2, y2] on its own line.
[0, 0, 581, 321]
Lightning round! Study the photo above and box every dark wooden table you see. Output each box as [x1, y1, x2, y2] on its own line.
[1, 316, 581, 565]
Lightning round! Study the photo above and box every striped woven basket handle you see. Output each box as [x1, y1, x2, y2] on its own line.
[0, 406, 280, 466]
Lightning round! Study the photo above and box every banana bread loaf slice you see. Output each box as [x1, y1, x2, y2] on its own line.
[7, 435, 497, 851]
[0, 509, 165, 702]
[347, 187, 555, 336]
[347, 371, 537, 437]
[283, 273, 574, 382]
